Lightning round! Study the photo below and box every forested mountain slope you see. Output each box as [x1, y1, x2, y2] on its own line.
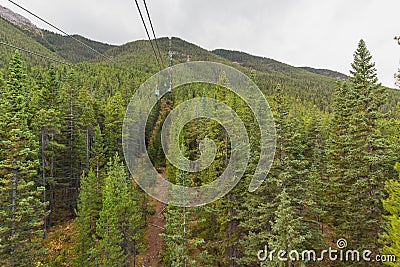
[0, 11, 348, 109]
[212, 48, 340, 107]
[300, 66, 348, 80]
[0, 17, 64, 67]
[1, 7, 400, 267]
[31, 31, 116, 63]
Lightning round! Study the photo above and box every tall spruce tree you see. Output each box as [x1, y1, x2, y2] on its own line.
[30, 66, 64, 238]
[58, 69, 85, 216]
[267, 86, 311, 266]
[96, 156, 124, 266]
[238, 85, 316, 266]
[0, 51, 45, 266]
[347, 40, 394, 251]
[327, 40, 395, 262]
[325, 81, 358, 236]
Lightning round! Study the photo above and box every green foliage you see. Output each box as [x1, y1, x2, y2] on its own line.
[239, 84, 323, 267]
[35, 31, 115, 63]
[0, 18, 64, 69]
[213, 49, 339, 109]
[0, 51, 45, 266]
[379, 163, 400, 266]
[267, 189, 306, 267]
[90, 125, 106, 181]
[73, 169, 101, 267]
[162, 147, 206, 266]
[95, 154, 143, 267]
[1, 15, 400, 267]
[325, 41, 396, 267]
[31, 65, 65, 236]
[104, 93, 125, 159]
[300, 66, 348, 80]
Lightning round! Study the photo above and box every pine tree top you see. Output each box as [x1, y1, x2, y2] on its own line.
[349, 39, 379, 86]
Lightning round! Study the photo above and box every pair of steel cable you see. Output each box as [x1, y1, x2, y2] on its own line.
[2, 0, 163, 71]
[134, 0, 165, 69]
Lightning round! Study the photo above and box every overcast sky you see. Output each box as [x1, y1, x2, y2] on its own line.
[1, 0, 399, 87]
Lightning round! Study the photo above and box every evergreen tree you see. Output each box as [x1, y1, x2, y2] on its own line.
[266, 86, 311, 266]
[325, 81, 357, 236]
[30, 66, 64, 237]
[162, 171, 205, 266]
[58, 69, 85, 216]
[328, 40, 395, 255]
[305, 109, 327, 243]
[266, 189, 306, 267]
[322, 40, 399, 267]
[238, 85, 315, 266]
[89, 125, 105, 188]
[378, 163, 400, 267]
[77, 86, 96, 170]
[162, 145, 205, 266]
[73, 169, 101, 267]
[0, 51, 45, 266]
[96, 156, 125, 266]
[96, 154, 142, 267]
[104, 93, 125, 159]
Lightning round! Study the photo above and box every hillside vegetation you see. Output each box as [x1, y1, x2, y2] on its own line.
[0, 12, 400, 267]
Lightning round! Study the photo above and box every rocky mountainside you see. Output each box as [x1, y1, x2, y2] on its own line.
[0, 4, 42, 35]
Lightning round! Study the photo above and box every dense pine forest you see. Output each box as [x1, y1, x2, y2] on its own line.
[0, 7, 400, 267]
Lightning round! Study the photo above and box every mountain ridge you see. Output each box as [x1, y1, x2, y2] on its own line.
[299, 66, 348, 80]
[1, 5, 398, 112]
[0, 4, 347, 81]
[0, 4, 42, 35]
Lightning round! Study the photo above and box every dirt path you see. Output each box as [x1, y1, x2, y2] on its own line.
[142, 199, 166, 267]
[140, 97, 171, 266]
